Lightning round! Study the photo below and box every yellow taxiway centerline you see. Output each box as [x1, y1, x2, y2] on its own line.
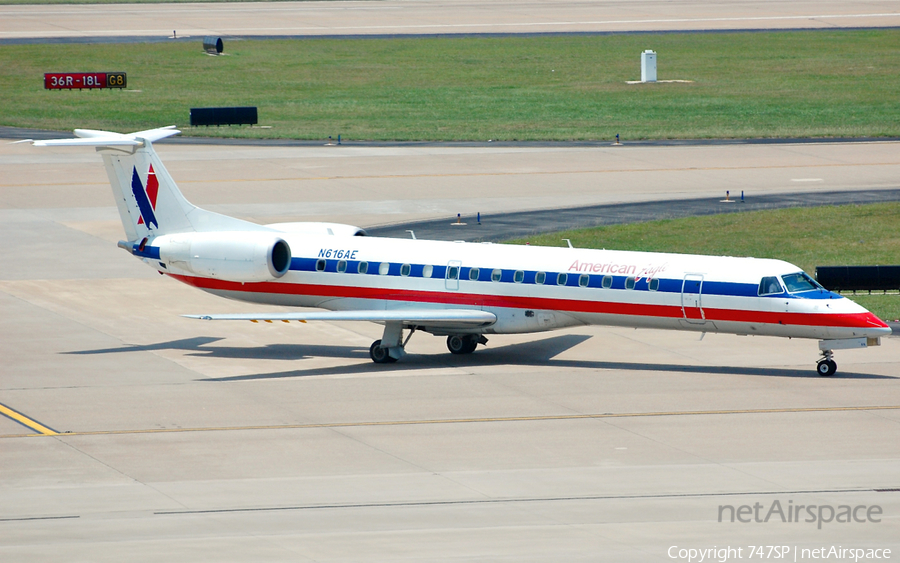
[1, 405, 897, 439]
[0, 403, 58, 436]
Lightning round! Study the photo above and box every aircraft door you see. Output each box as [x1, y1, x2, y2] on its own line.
[445, 260, 461, 290]
[681, 274, 705, 323]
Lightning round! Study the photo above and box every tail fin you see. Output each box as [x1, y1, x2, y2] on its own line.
[98, 129, 196, 240]
[34, 126, 257, 240]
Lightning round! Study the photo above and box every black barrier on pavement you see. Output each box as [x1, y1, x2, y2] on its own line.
[190, 107, 258, 127]
[816, 265, 900, 292]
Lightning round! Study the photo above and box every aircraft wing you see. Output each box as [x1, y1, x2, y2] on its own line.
[184, 309, 497, 328]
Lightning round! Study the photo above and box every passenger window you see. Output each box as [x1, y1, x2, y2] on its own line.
[579, 274, 590, 287]
[423, 264, 433, 278]
[447, 266, 460, 280]
[535, 271, 546, 285]
[358, 261, 368, 274]
[625, 277, 635, 290]
[514, 270, 524, 283]
[469, 268, 480, 281]
[602, 275, 613, 289]
[758, 276, 782, 296]
[379, 262, 390, 275]
[400, 263, 411, 277]
[316, 259, 326, 272]
[649, 278, 660, 291]
[557, 273, 567, 286]
[491, 269, 502, 282]
[337, 260, 347, 273]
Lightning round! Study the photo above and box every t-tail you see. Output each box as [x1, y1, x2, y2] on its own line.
[34, 127, 292, 283]
[33, 126, 259, 239]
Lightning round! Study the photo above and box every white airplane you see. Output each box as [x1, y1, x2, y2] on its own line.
[33, 127, 891, 376]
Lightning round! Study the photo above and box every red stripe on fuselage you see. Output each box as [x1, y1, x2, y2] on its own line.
[168, 274, 887, 330]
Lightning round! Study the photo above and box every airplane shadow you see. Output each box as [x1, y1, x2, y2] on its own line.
[64, 334, 896, 381]
[202, 334, 594, 381]
[65, 336, 367, 361]
[194, 334, 897, 382]
[64, 336, 226, 354]
[187, 343, 371, 361]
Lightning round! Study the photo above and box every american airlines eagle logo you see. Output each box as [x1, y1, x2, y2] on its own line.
[131, 165, 159, 229]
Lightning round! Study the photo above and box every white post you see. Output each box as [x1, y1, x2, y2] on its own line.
[641, 50, 657, 83]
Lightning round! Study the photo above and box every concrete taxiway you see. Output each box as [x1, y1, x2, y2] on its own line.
[1, 137, 899, 561]
[4, 0, 900, 557]
[3, 0, 900, 42]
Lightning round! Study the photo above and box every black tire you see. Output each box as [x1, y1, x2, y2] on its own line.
[447, 335, 467, 354]
[816, 359, 837, 377]
[369, 340, 396, 363]
[447, 334, 478, 355]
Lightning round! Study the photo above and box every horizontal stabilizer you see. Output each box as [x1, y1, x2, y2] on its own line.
[33, 126, 180, 147]
[33, 137, 142, 147]
[184, 309, 497, 327]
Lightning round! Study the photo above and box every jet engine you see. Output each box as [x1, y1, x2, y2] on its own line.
[153, 231, 292, 282]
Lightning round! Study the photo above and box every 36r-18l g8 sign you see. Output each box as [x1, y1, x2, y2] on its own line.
[44, 72, 127, 90]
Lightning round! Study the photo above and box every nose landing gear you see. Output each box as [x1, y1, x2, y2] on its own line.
[815, 337, 880, 377]
[816, 349, 837, 377]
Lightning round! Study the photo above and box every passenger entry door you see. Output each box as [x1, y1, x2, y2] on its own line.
[681, 274, 705, 323]
[445, 260, 461, 290]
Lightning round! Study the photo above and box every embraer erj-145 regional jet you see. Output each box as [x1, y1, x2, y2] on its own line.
[34, 127, 891, 376]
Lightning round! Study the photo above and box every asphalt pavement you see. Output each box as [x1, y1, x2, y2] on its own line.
[366, 188, 900, 241]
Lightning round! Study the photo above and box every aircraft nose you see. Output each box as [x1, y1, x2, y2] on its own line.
[869, 325, 894, 337]
[861, 313, 892, 337]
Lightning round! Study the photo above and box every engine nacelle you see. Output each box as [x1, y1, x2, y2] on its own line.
[265, 222, 367, 237]
[154, 231, 291, 282]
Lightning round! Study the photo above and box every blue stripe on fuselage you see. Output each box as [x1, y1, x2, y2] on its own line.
[283, 257, 844, 301]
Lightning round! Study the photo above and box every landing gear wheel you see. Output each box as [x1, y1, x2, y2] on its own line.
[447, 334, 478, 355]
[816, 359, 837, 377]
[369, 340, 397, 364]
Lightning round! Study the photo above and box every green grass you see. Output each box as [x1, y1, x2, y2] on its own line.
[2, 30, 900, 140]
[509, 203, 900, 321]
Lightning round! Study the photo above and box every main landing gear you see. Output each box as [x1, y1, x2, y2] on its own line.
[369, 339, 397, 364]
[816, 349, 837, 377]
[367, 323, 488, 363]
[368, 322, 411, 364]
[446, 334, 487, 355]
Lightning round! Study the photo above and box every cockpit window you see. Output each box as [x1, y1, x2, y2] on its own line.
[758, 276, 783, 296]
[781, 272, 821, 293]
